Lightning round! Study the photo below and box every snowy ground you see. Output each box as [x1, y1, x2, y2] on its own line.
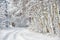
[0, 28, 60, 40]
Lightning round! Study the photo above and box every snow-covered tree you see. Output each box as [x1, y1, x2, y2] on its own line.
[0, 0, 60, 35]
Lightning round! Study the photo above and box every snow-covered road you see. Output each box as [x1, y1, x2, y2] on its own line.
[0, 28, 60, 40]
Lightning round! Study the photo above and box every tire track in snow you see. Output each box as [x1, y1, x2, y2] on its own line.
[7, 30, 21, 40]
[3, 28, 25, 40]
[13, 30, 25, 40]
[3, 29, 18, 40]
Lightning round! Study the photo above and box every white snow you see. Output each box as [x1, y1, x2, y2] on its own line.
[0, 28, 60, 40]
[0, 0, 60, 40]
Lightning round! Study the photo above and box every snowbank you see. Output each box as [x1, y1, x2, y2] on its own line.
[0, 28, 60, 40]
